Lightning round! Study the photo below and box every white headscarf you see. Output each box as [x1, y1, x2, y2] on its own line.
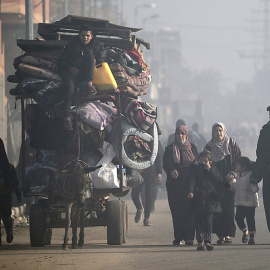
[208, 122, 230, 162]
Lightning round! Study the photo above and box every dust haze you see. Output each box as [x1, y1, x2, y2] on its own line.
[122, 0, 270, 161]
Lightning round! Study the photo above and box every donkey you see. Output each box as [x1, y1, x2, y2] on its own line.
[53, 159, 101, 250]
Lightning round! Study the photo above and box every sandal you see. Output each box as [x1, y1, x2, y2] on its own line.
[248, 238, 255, 245]
[217, 238, 224, 245]
[197, 243, 205, 251]
[173, 240, 183, 245]
[224, 236, 232, 244]
[242, 232, 248, 243]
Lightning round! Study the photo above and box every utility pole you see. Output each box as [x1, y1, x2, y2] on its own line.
[262, 0, 270, 70]
[64, 0, 69, 17]
[25, 0, 34, 40]
[120, 0, 124, 25]
[81, 0, 86, 17]
[42, 0, 46, 23]
[239, 0, 270, 71]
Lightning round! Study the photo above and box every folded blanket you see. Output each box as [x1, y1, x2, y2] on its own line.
[17, 63, 61, 82]
[121, 96, 157, 132]
[117, 85, 147, 98]
[14, 78, 63, 107]
[14, 55, 58, 72]
[72, 101, 117, 133]
[109, 63, 151, 96]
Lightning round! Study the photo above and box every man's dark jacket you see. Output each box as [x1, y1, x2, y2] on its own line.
[57, 36, 102, 82]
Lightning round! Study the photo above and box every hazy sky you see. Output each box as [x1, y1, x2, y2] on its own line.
[123, 0, 264, 89]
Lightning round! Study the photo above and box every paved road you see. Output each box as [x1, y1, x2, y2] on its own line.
[1, 191, 270, 270]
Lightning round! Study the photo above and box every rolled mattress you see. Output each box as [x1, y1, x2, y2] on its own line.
[110, 117, 158, 170]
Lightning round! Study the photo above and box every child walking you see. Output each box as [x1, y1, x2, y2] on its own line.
[188, 151, 223, 251]
[227, 156, 259, 245]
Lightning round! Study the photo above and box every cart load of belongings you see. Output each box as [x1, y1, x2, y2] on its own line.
[8, 16, 158, 195]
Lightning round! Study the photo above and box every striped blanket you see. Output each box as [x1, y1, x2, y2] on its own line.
[121, 96, 157, 132]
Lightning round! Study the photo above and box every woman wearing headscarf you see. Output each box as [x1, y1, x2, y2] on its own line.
[163, 125, 198, 245]
[204, 122, 241, 244]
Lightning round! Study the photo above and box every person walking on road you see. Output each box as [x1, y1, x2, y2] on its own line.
[190, 123, 207, 153]
[167, 119, 187, 146]
[0, 138, 21, 245]
[132, 140, 164, 226]
[228, 157, 259, 245]
[204, 122, 241, 245]
[250, 106, 270, 234]
[187, 151, 223, 251]
[163, 125, 198, 245]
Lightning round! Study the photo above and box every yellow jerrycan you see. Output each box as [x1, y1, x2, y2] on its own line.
[93, 62, 118, 92]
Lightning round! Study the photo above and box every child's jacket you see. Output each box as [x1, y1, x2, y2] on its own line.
[188, 164, 223, 214]
[230, 171, 259, 207]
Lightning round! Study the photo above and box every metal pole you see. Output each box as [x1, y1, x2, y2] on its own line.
[134, 7, 138, 27]
[64, 0, 69, 17]
[116, 91, 123, 191]
[42, 0, 46, 23]
[25, 0, 34, 40]
[93, 0, 97, 18]
[81, 0, 86, 17]
[21, 99, 26, 196]
[121, 0, 124, 24]
[263, 0, 270, 70]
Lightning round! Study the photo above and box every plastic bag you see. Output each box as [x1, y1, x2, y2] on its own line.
[91, 142, 119, 189]
[92, 162, 118, 189]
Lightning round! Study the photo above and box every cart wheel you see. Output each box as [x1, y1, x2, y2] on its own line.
[44, 228, 52, 245]
[29, 204, 45, 247]
[122, 201, 128, 243]
[107, 200, 124, 245]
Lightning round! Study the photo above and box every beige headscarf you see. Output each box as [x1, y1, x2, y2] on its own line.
[208, 122, 230, 162]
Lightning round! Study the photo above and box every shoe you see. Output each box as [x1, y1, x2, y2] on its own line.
[197, 243, 205, 251]
[205, 243, 214, 251]
[78, 84, 97, 97]
[185, 240, 194, 245]
[63, 115, 73, 131]
[173, 239, 180, 245]
[143, 218, 151, 226]
[6, 230, 13, 243]
[242, 232, 248, 243]
[248, 238, 255, 245]
[217, 238, 224, 245]
[173, 240, 183, 246]
[224, 236, 232, 244]
[88, 85, 97, 95]
[134, 209, 143, 223]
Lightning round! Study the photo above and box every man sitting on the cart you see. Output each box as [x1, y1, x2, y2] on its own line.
[57, 25, 102, 131]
